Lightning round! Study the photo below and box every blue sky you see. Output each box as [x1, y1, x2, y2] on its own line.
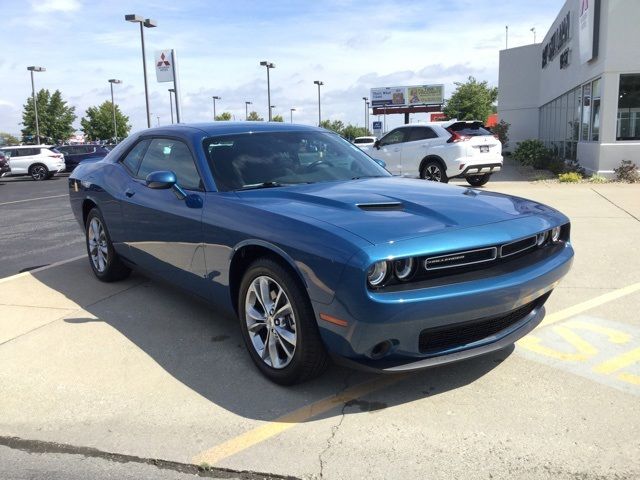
[0, 0, 562, 136]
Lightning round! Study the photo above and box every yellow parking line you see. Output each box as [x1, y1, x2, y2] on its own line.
[192, 374, 406, 466]
[537, 282, 640, 329]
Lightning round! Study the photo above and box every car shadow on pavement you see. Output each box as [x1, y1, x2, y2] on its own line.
[32, 259, 513, 424]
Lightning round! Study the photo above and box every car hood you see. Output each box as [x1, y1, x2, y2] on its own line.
[236, 177, 556, 245]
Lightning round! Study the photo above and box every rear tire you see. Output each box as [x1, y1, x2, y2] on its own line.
[420, 160, 448, 183]
[85, 208, 131, 282]
[29, 164, 49, 181]
[238, 258, 329, 385]
[466, 174, 491, 187]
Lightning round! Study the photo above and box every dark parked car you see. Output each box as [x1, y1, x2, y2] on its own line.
[69, 122, 574, 385]
[0, 151, 10, 176]
[54, 144, 110, 171]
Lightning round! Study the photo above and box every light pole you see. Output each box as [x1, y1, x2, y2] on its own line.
[125, 14, 157, 128]
[212, 95, 221, 120]
[531, 27, 536, 43]
[245, 101, 252, 120]
[362, 96, 369, 131]
[505, 25, 509, 49]
[108, 79, 122, 143]
[259, 61, 275, 121]
[290, 108, 296, 123]
[168, 88, 175, 124]
[156, 115, 160, 126]
[314, 80, 324, 126]
[270, 105, 276, 119]
[27, 66, 45, 144]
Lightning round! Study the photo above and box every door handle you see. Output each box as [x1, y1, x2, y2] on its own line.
[125, 189, 135, 198]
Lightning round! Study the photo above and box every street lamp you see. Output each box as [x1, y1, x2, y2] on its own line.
[168, 88, 175, 124]
[108, 79, 122, 143]
[27, 66, 45, 144]
[531, 27, 536, 43]
[259, 61, 275, 121]
[125, 14, 157, 128]
[290, 108, 296, 123]
[314, 80, 324, 126]
[362, 96, 369, 131]
[245, 101, 252, 120]
[270, 105, 276, 119]
[212, 95, 221, 120]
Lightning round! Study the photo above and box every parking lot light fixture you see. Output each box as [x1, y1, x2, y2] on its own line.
[125, 14, 157, 128]
[290, 108, 296, 123]
[212, 96, 221, 120]
[245, 101, 252, 120]
[168, 88, 175, 124]
[314, 80, 324, 126]
[108, 79, 122, 143]
[27, 66, 46, 144]
[259, 61, 275, 121]
[362, 96, 369, 131]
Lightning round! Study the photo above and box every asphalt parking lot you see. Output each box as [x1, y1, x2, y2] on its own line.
[1, 173, 639, 479]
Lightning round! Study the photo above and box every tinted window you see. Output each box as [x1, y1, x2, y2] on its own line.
[408, 127, 437, 142]
[447, 122, 493, 136]
[121, 139, 150, 174]
[379, 129, 407, 146]
[617, 74, 640, 140]
[137, 138, 201, 191]
[353, 138, 374, 144]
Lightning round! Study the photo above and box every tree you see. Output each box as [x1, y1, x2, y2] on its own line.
[247, 111, 263, 121]
[491, 120, 510, 149]
[272, 114, 284, 122]
[21, 89, 76, 144]
[443, 76, 498, 123]
[342, 125, 371, 140]
[80, 101, 131, 142]
[319, 119, 344, 134]
[0, 132, 20, 146]
[215, 112, 232, 121]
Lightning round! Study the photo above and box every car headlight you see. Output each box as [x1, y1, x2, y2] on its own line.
[367, 261, 388, 287]
[551, 226, 561, 242]
[393, 258, 415, 281]
[536, 231, 547, 246]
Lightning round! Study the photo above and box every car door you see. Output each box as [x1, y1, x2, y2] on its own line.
[119, 137, 209, 298]
[401, 127, 439, 177]
[9, 149, 32, 174]
[370, 129, 408, 175]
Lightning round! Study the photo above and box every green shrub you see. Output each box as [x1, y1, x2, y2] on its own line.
[492, 120, 510, 149]
[558, 172, 583, 183]
[614, 160, 639, 183]
[588, 174, 608, 184]
[513, 139, 552, 169]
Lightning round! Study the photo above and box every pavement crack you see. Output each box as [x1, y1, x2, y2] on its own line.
[591, 187, 640, 222]
[0, 436, 299, 480]
[317, 371, 354, 479]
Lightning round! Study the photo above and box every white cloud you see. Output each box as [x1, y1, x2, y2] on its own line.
[31, 0, 82, 12]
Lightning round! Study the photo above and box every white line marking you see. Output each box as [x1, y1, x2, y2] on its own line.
[0, 255, 86, 283]
[0, 194, 68, 207]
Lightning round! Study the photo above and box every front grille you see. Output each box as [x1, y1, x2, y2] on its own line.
[424, 247, 497, 270]
[500, 235, 537, 257]
[418, 293, 549, 354]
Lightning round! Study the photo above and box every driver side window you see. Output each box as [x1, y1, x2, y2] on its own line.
[136, 138, 202, 191]
[379, 129, 406, 146]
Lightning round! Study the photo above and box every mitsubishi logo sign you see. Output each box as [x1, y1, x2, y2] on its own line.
[155, 49, 175, 83]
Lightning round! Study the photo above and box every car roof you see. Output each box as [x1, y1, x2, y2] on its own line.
[135, 122, 327, 137]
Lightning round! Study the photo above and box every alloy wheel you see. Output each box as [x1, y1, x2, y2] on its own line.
[31, 166, 47, 180]
[424, 165, 442, 182]
[88, 218, 108, 273]
[244, 275, 297, 369]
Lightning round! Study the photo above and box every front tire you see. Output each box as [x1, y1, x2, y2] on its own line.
[466, 174, 491, 187]
[29, 164, 49, 181]
[238, 258, 328, 385]
[420, 160, 448, 183]
[85, 208, 131, 282]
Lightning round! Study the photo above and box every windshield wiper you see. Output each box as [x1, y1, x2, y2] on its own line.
[351, 175, 383, 180]
[239, 181, 288, 190]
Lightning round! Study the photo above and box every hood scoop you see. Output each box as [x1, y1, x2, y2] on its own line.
[357, 201, 404, 211]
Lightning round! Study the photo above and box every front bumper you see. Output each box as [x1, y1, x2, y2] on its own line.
[315, 241, 573, 371]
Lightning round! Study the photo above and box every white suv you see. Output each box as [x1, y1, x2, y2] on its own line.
[0, 145, 66, 180]
[363, 120, 502, 186]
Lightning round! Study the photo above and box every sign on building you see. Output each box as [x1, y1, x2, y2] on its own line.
[579, 0, 599, 64]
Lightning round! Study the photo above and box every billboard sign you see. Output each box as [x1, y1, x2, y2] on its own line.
[370, 84, 444, 107]
[155, 49, 175, 83]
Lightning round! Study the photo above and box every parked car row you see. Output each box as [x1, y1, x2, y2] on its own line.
[0, 144, 110, 180]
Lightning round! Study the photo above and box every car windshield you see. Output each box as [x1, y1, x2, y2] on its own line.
[204, 131, 389, 191]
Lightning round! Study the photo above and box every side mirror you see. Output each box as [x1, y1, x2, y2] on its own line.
[374, 158, 387, 168]
[374, 139, 381, 149]
[145, 170, 176, 189]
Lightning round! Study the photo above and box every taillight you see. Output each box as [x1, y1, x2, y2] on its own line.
[446, 130, 471, 143]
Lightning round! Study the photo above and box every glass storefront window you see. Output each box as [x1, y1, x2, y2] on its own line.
[617, 74, 640, 140]
[591, 78, 601, 141]
[581, 83, 591, 141]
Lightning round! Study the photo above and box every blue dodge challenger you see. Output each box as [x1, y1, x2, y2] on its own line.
[69, 122, 574, 384]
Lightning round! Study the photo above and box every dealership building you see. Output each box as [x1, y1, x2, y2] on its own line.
[498, 0, 640, 175]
